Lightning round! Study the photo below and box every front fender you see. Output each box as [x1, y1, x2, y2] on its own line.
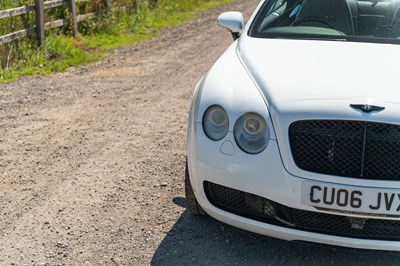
[186, 41, 277, 193]
[195, 42, 275, 136]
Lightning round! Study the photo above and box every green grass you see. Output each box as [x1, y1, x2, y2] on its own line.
[0, 36, 101, 81]
[0, 0, 237, 83]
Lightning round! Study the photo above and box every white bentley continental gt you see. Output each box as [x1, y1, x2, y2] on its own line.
[185, 0, 400, 251]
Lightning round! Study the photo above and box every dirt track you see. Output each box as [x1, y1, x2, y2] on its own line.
[1, 0, 400, 265]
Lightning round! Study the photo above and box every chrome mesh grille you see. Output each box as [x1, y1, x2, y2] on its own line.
[289, 120, 400, 180]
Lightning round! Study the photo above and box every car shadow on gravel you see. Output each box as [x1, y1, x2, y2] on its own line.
[151, 197, 400, 266]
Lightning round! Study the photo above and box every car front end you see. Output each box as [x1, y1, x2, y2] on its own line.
[186, 0, 400, 251]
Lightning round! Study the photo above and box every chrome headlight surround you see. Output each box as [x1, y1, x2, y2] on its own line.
[234, 112, 270, 154]
[202, 105, 229, 141]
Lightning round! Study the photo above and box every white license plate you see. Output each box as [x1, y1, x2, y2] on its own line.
[301, 181, 400, 218]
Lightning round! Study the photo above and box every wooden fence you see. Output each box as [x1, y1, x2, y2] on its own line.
[0, 0, 111, 47]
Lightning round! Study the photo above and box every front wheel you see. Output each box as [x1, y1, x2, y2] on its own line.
[185, 160, 206, 216]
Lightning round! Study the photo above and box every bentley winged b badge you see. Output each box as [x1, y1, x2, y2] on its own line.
[350, 104, 385, 113]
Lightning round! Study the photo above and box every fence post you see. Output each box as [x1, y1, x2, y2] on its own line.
[104, 0, 112, 12]
[149, 0, 157, 9]
[35, 0, 45, 47]
[134, 0, 140, 13]
[67, 0, 78, 37]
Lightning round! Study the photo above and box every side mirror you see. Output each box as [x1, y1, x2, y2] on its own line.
[217, 12, 244, 40]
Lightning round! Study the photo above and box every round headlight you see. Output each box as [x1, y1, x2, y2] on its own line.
[234, 113, 270, 154]
[203, 105, 229, 141]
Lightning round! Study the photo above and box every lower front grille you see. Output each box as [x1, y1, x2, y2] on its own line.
[204, 181, 400, 241]
[294, 209, 400, 240]
[203, 181, 278, 224]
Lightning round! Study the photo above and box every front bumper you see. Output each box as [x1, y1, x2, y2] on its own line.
[187, 129, 400, 251]
[207, 200, 400, 251]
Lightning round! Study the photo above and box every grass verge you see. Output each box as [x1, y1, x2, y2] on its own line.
[0, 0, 237, 83]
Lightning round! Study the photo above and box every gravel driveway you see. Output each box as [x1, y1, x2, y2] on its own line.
[1, 0, 400, 264]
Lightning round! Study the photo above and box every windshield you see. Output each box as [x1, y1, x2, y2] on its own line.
[249, 0, 400, 43]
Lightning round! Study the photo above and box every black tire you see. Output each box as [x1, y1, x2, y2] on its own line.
[185, 160, 206, 216]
